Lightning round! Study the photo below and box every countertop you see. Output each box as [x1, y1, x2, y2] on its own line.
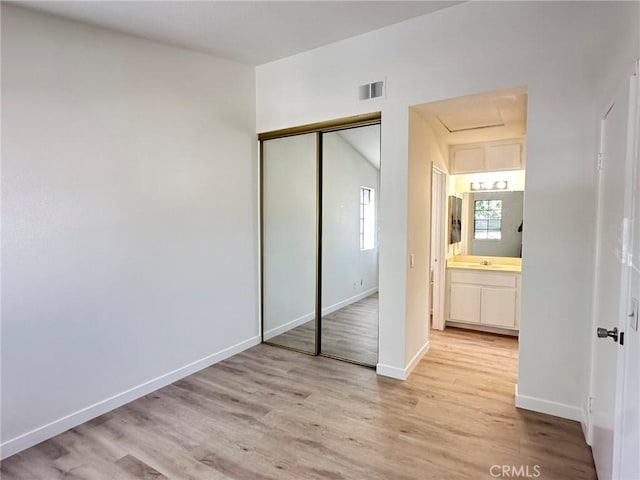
[446, 256, 522, 273]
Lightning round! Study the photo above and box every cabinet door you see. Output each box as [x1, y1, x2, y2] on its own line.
[450, 284, 481, 323]
[485, 143, 521, 171]
[481, 287, 517, 328]
[451, 148, 484, 173]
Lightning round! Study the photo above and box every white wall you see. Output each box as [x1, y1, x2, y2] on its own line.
[1, 5, 258, 457]
[256, 1, 608, 414]
[322, 131, 379, 310]
[404, 110, 433, 372]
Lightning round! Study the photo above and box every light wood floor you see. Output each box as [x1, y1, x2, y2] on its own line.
[1, 328, 596, 479]
[267, 293, 378, 365]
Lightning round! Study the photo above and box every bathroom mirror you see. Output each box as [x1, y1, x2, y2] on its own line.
[463, 190, 524, 258]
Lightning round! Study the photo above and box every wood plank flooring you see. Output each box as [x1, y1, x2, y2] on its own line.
[1, 327, 596, 480]
[267, 293, 378, 365]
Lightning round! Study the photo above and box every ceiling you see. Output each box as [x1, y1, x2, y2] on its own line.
[337, 124, 380, 170]
[15, 1, 462, 66]
[414, 87, 528, 145]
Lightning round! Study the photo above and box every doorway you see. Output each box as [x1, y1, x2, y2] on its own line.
[414, 86, 527, 382]
[260, 114, 381, 367]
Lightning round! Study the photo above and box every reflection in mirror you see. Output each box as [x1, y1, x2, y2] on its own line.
[464, 190, 524, 258]
[321, 124, 380, 366]
[262, 133, 317, 353]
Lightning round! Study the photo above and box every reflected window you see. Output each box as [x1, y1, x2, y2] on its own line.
[474, 200, 502, 240]
[360, 187, 375, 250]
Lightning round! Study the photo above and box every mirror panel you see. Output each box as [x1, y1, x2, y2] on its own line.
[320, 125, 380, 366]
[262, 133, 317, 353]
[464, 190, 524, 258]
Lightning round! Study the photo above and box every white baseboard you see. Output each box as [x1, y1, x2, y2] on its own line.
[1, 335, 261, 460]
[376, 363, 406, 380]
[582, 408, 592, 445]
[263, 313, 314, 340]
[322, 288, 378, 316]
[377, 340, 430, 381]
[446, 321, 518, 337]
[514, 384, 583, 422]
[263, 288, 378, 341]
[405, 340, 430, 378]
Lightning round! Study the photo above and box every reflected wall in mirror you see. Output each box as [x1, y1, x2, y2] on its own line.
[448, 195, 462, 244]
[321, 125, 380, 366]
[262, 133, 317, 353]
[464, 190, 524, 258]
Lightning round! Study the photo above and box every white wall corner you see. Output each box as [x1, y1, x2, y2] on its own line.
[377, 340, 430, 381]
[514, 384, 583, 422]
[0, 335, 261, 460]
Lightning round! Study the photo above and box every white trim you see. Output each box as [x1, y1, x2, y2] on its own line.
[263, 288, 378, 340]
[376, 363, 406, 380]
[514, 384, 582, 422]
[582, 408, 592, 446]
[376, 340, 430, 380]
[445, 321, 518, 337]
[0, 335, 261, 460]
[405, 340, 430, 378]
[263, 312, 314, 340]
[322, 287, 378, 316]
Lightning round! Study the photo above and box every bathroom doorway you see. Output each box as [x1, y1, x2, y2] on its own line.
[414, 86, 528, 378]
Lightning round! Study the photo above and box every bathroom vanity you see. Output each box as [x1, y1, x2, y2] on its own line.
[445, 256, 521, 335]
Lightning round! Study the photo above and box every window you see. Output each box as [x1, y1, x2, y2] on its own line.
[360, 187, 375, 250]
[474, 200, 502, 240]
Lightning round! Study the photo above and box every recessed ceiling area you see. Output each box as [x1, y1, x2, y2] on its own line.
[13, 1, 463, 65]
[414, 87, 528, 145]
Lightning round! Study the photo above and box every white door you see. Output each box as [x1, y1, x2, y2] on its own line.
[431, 167, 447, 330]
[591, 72, 638, 480]
[619, 66, 640, 480]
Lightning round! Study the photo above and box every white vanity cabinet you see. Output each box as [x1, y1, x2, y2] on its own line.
[446, 269, 520, 331]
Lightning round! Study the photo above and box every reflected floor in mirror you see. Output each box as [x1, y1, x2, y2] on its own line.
[267, 293, 378, 366]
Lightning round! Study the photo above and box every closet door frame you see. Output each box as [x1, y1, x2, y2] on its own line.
[259, 112, 381, 358]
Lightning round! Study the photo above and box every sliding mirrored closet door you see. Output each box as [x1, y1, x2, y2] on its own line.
[260, 114, 380, 367]
[262, 133, 317, 353]
[321, 125, 380, 365]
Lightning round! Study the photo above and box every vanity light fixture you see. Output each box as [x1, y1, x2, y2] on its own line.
[470, 180, 509, 191]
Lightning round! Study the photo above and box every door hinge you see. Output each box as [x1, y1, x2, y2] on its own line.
[588, 396, 594, 413]
[597, 153, 605, 170]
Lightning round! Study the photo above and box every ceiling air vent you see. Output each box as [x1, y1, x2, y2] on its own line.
[359, 80, 385, 101]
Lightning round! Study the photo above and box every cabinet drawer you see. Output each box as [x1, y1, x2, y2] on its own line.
[450, 271, 517, 288]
